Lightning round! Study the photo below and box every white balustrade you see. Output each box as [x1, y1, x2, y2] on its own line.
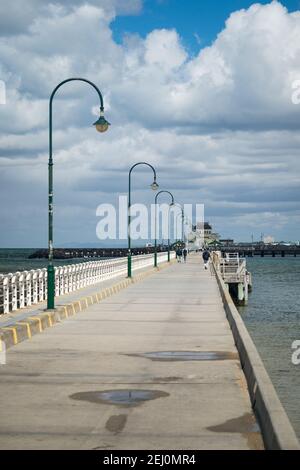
[25, 271, 32, 307]
[19, 272, 25, 308]
[68, 266, 73, 293]
[11, 274, 18, 311]
[0, 252, 174, 314]
[32, 271, 38, 304]
[2, 275, 9, 314]
[72, 265, 77, 292]
[38, 270, 45, 302]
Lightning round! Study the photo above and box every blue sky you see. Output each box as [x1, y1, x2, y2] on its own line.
[113, 0, 300, 53]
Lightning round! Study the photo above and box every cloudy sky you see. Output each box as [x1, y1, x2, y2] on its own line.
[1, 0, 300, 247]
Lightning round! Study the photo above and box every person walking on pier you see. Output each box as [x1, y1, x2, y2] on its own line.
[176, 247, 183, 263]
[202, 249, 210, 270]
[183, 248, 188, 263]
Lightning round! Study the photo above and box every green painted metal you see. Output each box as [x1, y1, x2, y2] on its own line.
[48, 78, 107, 310]
[93, 115, 110, 130]
[127, 254, 132, 278]
[173, 204, 184, 246]
[47, 265, 55, 310]
[154, 251, 158, 268]
[128, 162, 158, 278]
[154, 190, 175, 267]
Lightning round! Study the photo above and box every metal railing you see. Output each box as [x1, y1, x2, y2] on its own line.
[214, 252, 247, 283]
[0, 252, 174, 314]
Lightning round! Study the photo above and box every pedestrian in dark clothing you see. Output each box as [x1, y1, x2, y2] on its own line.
[183, 248, 188, 263]
[176, 248, 183, 263]
[202, 249, 210, 270]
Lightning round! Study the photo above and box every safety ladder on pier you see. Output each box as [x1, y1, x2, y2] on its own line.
[214, 252, 252, 305]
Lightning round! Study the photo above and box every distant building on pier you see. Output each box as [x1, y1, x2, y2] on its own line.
[263, 235, 275, 245]
[191, 222, 220, 249]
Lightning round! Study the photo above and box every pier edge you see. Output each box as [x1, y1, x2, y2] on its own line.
[214, 265, 300, 450]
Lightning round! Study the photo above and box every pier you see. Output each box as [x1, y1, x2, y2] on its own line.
[0, 253, 298, 450]
[0, 253, 172, 315]
[221, 244, 300, 257]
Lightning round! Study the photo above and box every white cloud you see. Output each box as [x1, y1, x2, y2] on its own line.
[0, 0, 142, 35]
[144, 29, 187, 70]
[1, 0, 300, 246]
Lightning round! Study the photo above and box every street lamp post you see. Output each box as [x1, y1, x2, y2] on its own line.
[154, 191, 174, 267]
[184, 216, 192, 253]
[128, 162, 159, 278]
[47, 77, 110, 310]
[174, 204, 184, 245]
[176, 213, 183, 243]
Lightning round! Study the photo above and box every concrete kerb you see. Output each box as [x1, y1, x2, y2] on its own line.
[214, 265, 300, 450]
[0, 259, 176, 352]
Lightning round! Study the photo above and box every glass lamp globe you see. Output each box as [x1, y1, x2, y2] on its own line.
[93, 110, 110, 133]
[151, 181, 159, 191]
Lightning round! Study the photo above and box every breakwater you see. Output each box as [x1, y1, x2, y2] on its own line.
[29, 246, 168, 260]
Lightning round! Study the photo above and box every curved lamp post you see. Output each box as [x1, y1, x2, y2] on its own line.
[154, 191, 174, 266]
[173, 204, 184, 245]
[47, 77, 110, 310]
[128, 162, 159, 278]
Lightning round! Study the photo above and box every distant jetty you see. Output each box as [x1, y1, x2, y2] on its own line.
[28, 247, 168, 260]
[220, 244, 300, 257]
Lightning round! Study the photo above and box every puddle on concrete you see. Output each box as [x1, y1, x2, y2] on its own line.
[130, 351, 239, 362]
[207, 413, 264, 450]
[105, 414, 127, 434]
[70, 389, 169, 407]
[207, 413, 258, 433]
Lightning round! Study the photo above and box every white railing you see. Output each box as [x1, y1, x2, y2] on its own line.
[218, 253, 247, 283]
[0, 252, 174, 314]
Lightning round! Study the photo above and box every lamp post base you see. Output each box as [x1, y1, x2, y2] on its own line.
[127, 254, 132, 278]
[47, 265, 55, 310]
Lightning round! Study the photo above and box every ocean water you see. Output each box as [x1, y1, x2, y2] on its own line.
[239, 257, 300, 440]
[0, 248, 107, 274]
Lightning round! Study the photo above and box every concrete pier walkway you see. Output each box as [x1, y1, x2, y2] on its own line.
[0, 255, 263, 450]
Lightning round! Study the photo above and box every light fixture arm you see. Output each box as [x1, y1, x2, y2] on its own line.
[154, 190, 175, 266]
[49, 77, 104, 166]
[47, 77, 105, 309]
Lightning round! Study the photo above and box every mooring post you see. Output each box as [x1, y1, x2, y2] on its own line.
[244, 275, 249, 305]
[238, 283, 244, 303]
